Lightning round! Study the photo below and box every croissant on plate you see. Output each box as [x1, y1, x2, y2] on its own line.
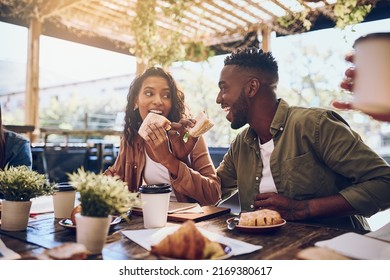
[150, 220, 226, 259]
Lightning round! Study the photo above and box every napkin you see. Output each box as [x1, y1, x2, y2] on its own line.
[365, 221, 390, 242]
[122, 225, 262, 257]
[315, 232, 390, 260]
[0, 238, 21, 260]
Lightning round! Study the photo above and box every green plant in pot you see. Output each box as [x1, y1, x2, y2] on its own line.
[0, 165, 53, 231]
[68, 168, 140, 254]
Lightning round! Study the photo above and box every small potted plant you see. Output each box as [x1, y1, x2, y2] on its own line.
[68, 167, 140, 254]
[0, 165, 53, 231]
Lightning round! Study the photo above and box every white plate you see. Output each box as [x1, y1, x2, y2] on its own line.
[226, 217, 286, 233]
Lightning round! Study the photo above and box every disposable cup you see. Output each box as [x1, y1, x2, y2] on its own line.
[352, 32, 390, 114]
[139, 183, 171, 229]
[52, 182, 76, 219]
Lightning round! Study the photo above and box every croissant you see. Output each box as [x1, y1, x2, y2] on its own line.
[239, 209, 283, 226]
[150, 220, 225, 259]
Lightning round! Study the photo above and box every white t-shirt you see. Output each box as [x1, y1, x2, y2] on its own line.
[143, 151, 177, 201]
[258, 138, 277, 194]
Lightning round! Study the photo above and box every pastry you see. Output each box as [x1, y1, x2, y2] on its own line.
[41, 242, 89, 260]
[150, 220, 226, 259]
[138, 112, 171, 140]
[188, 111, 214, 137]
[239, 209, 283, 226]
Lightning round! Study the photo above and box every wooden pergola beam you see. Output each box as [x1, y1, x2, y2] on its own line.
[25, 16, 41, 143]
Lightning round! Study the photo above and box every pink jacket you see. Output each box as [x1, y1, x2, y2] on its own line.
[104, 135, 221, 206]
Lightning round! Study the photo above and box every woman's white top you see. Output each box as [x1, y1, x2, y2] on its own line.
[143, 151, 177, 201]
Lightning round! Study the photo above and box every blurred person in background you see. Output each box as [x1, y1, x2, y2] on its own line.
[0, 103, 32, 170]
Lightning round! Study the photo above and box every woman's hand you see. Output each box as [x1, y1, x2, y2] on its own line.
[143, 122, 172, 164]
[168, 118, 199, 162]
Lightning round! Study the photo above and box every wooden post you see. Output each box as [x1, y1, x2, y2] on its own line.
[25, 17, 42, 143]
[260, 25, 271, 52]
[136, 58, 147, 75]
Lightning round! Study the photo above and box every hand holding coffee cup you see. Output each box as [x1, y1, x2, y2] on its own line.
[333, 32, 390, 122]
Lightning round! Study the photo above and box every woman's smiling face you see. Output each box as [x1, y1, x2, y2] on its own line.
[136, 76, 172, 121]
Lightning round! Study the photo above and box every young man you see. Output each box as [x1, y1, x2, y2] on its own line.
[216, 47, 390, 230]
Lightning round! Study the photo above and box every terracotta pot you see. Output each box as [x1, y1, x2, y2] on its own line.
[75, 213, 111, 254]
[1, 200, 32, 231]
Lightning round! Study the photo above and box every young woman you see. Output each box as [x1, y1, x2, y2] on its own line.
[104, 67, 221, 206]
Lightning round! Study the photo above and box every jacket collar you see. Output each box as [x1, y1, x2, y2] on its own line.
[244, 98, 290, 143]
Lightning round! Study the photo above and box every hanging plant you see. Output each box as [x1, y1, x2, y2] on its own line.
[277, 10, 313, 33]
[184, 41, 216, 63]
[276, 0, 376, 33]
[131, 0, 214, 67]
[333, 0, 374, 29]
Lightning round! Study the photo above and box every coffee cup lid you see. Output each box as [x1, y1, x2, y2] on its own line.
[354, 32, 390, 47]
[54, 182, 76, 192]
[139, 183, 172, 194]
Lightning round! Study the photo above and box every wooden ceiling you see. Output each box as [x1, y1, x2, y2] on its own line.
[1, 0, 389, 56]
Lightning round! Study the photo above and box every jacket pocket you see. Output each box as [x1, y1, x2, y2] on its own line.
[282, 152, 324, 199]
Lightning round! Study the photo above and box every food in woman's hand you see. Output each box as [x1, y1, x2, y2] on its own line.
[239, 209, 283, 226]
[150, 220, 226, 259]
[188, 111, 214, 137]
[138, 112, 172, 140]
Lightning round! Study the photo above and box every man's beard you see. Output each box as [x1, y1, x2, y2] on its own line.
[230, 87, 248, 130]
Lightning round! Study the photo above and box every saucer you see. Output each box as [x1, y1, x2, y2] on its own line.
[59, 216, 121, 230]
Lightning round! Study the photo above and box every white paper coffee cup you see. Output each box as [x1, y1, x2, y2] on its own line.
[139, 183, 171, 229]
[52, 183, 76, 219]
[353, 32, 390, 114]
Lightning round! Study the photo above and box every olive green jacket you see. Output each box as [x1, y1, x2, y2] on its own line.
[217, 99, 390, 230]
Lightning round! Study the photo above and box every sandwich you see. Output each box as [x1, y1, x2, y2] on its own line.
[187, 111, 214, 138]
[138, 112, 172, 140]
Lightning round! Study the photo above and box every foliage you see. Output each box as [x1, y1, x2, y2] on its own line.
[0, 165, 52, 201]
[277, 0, 374, 32]
[68, 168, 140, 218]
[131, 0, 214, 67]
[184, 42, 216, 63]
[333, 0, 374, 29]
[277, 10, 312, 32]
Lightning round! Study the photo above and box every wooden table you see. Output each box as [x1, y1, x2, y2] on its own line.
[0, 211, 366, 260]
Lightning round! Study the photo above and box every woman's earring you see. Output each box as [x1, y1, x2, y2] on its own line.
[134, 105, 138, 111]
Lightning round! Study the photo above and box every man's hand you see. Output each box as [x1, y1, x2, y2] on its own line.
[254, 192, 309, 221]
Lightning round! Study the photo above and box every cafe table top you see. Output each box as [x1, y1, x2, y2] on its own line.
[0, 210, 367, 260]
